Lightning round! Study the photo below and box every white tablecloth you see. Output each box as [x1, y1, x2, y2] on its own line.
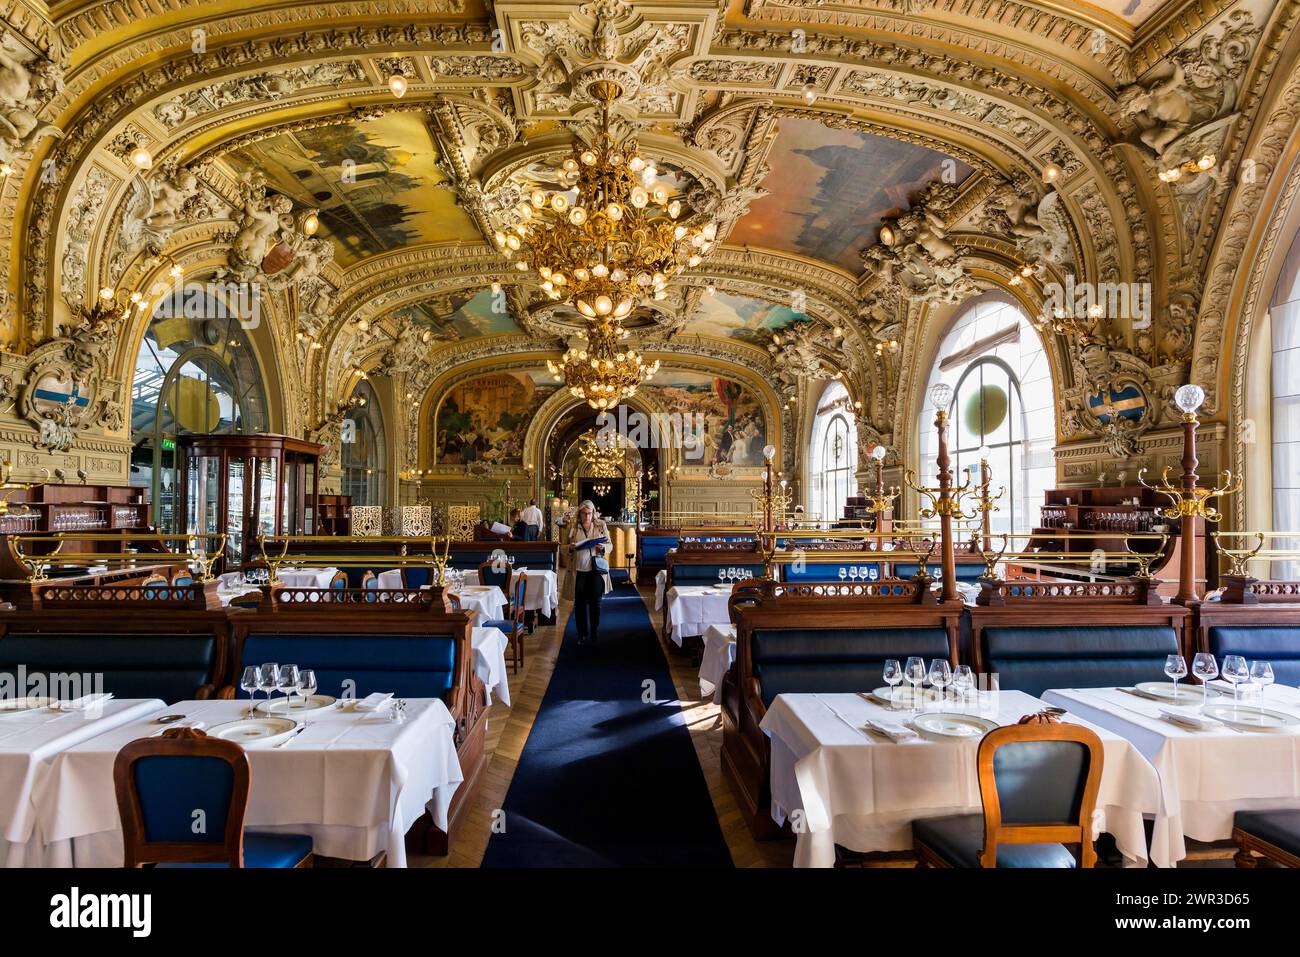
[0, 698, 166, 867]
[33, 697, 462, 868]
[1042, 684, 1300, 867]
[466, 569, 558, 617]
[453, 586, 507, 625]
[471, 627, 512, 707]
[654, 569, 668, 610]
[217, 586, 261, 607]
[666, 585, 733, 645]
[698, 624, 736, 702]
[277, 567, 339, 589]
[762, 690, 1161, 868]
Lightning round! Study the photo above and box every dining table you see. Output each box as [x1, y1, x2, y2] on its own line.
[0, 696, 166, 867]
[472, 626, 512, 707]
[761, 689, 1162, 868]
[32, 697, 463, 868]
[465, 568, 558, 618]
[276, 567, 340, 589]
[665, 584, 735, 645]
[1042, 682, 1300, 867]
[698, 623, 736, 702]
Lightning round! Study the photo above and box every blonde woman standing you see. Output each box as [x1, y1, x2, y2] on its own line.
[566, 500, 612, 645]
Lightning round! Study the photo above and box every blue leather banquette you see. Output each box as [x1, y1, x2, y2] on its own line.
[976, 624, 1181, 698]
[892, 561, 984, 582]
[1205, 625, 1300, 686]
[671, 561, 767, 585]
[749, 625, 952, 707]
[233, 630, 460, 699]
[0, 615, 226, 702]
[781, 561, 882, 583]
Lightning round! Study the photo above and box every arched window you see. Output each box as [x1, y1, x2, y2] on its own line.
[129, 289, 268, 531]
[808, 380, 857, 522]
[918, 297, 1055, 536]
[341, 380, 386, 506]
[1269, 225, 1300, 579]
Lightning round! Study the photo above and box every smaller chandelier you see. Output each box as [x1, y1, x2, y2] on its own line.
[547, 319, 660, 411]
[576, 430, 627, 478]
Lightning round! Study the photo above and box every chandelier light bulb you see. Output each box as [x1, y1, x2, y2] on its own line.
[569, 207, 587, 225]
[630, 187, 648, 208]
[562, 158, 579, 173]
[606, 203, 623, 221]
[388, 71, 408, 98]
[129, 144, 153, 170]
[652, 185, 669, 205]
[594, 295, 613, 315]
[802, 82, 817, 104]
[550, 193, 569, 212]
[580, 150, 597, 165]
[1042, 162, 1062, 185]
[531, 191, 546, 208]
[871, 445, 887, 462]
[628, 156, 646, 172]
[592, 263, 609, 278]
[302, 213, 320, 236]
[668, 200, 681, 219]
[879, 225, 896, 245]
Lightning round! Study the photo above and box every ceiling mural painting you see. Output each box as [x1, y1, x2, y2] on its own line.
[642, 371, 769, 470]
[222, 112, 480, 267]
[689, 291, 809, 345]
[734, 118, 975, 273]
[397, 290, 523, 344]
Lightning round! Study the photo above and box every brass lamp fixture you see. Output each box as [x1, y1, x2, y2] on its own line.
[1138, 383, 1241, 604]
[494, 79, 718, 318]
[864, 445, 899, 520]
[904, 383, 971, 602]
[547, 319, 660, 411]
[1034, 301, 1108, 345]
[750, 444, 793, 532]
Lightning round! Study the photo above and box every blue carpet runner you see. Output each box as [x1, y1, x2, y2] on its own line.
[481, 580, 734, 867]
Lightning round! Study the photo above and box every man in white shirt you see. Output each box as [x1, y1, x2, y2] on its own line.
[519, 499, 544, 541]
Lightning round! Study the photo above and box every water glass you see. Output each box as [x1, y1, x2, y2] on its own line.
[1249, 661, 1274, 709]
[1222, 655, 1249, 710]
[257, 662, 279, 710]
[904, 656, 926, 712]
[882, 659, 902, 709]
[277, 664, 300, 710]
[928, 659, 952, 710]
[240, 666, 259, 716]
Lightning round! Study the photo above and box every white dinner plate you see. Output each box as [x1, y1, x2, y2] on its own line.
[910, 712, 1000, 740]
[254, 694, 337, 716]
[870, 686, 940, 708]
[1134, 682, 1220, 705]
[1201, 703, 1300, 732]
[0, 696, 54, 715]
[207, 716, 300, 747]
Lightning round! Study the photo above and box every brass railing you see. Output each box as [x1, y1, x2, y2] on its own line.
[11, 533, 224, 582]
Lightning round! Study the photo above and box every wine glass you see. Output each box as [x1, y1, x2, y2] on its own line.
[849, 566, 860, 584]
[904, 657, 926, 713]
[240, 666, 259, 716]
[257, 663, 279, 714]
[1249, 661, 1274, 712]
[862, 566, 874, 582]
[1222, 655, 1249, 712]
[928, 659, 952, 711]
[882, 659, 902, 709]
[718, 568, 726, 586]
[277, 664, 300, 710]
[838, 567, 847, 583]
[953, 664, 974, 707]
[1191, 652, 1218, 707]
[297, 669, 318, 710]
[1164, 654, 1188, 702]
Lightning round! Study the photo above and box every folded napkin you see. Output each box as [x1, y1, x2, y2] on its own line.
[56, 692, 114, 711]
[354, 692, 395, 712]
[864, 718, 918, 742]
[1159, 708, 1221, 730]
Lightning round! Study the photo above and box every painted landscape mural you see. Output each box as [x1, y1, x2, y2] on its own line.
[690, 291, 807, 344]
[644, 372, 768, 468]
[734, 117, 972, 273]
[435, 371, 557, 465]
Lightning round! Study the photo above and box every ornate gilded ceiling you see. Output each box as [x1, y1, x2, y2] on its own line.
[0, 0, 1297, 488]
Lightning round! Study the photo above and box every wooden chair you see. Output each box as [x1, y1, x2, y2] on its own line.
[478, 560, 512, 605]
[913, 722, 1104, 868]
[488, 573, 527, 673]
[1233, 810, 1300, 867]
[140, 575, 169, 600]
[361, 571, 379, 603]
[114, 727, 313, 868]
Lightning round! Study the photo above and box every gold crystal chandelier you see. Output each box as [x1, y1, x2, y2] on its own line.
[547, 318, 661, 410]
[576, 429, 627, 478]
[492, 79, 717, 319]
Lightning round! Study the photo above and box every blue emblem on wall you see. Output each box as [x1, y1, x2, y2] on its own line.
[1088, 383, 1147, 424]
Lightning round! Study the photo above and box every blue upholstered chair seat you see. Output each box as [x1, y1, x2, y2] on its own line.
[0, 633, 216, 702]
[983, 625, 1179, 698]
[238, 634, 455, 699]
[481, 618, 512, 631]
[1209, 627, 1300, 686]
[912, 814, 1076, 868]
[157, 832, 313, 868]
[1234, 809, 1300, 857]
[752, 626, 950, 707]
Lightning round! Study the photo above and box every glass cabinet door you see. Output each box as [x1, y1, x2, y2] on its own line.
[303, 461, 317, 535]
[257, 456, 278, 542]
[226, 456, 246, 569]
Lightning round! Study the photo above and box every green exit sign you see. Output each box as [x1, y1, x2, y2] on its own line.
[161, 438, 176, 451]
